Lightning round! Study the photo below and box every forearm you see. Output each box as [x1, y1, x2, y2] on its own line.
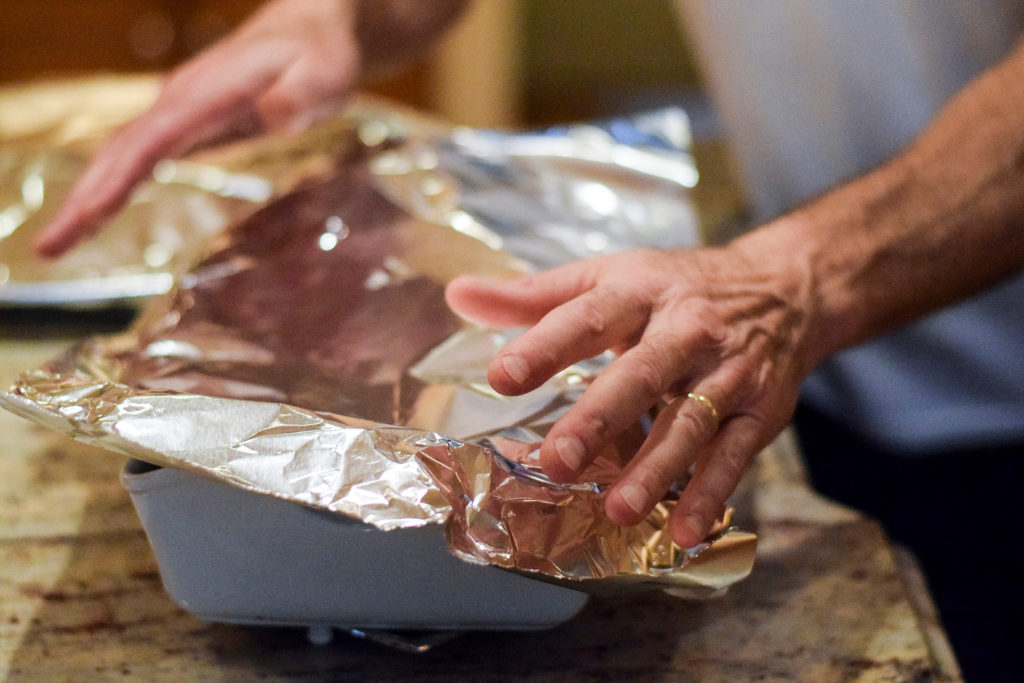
[736, 38, 1024, 369]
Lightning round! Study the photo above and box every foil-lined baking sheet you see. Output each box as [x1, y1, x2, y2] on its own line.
[1, 76, 377, 307]
[0, 76, 250, 306]
[2, 81, 755, 595]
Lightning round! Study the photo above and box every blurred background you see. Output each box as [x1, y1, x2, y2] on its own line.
[0, 0, 705, 128]
[0, 0, 745, 238]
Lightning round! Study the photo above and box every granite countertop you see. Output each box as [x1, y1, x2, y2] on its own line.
[0, 319, 961, 682]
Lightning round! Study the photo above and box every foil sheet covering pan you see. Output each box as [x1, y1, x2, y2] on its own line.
[2, 82, 755, 595]
[0, 77, 700, 308]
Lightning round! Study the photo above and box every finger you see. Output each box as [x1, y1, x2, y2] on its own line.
[33, 112, 185, 256]
[445, 261, 601, 328]
[669, 415, 764, 548]
[257, 45, 358, 134]
[34, 44, 283, 257]
[536, 331, 690, 481]
[604, 385, 730, 526]
[488, 286, 650, 396]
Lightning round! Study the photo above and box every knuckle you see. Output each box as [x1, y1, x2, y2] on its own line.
[641, 457, 683, 492]
[530, 344, 562, 376]
[563, 410, 612, 447]
[568, 294, 609, 338]
[520, 273, 544, 291]
[713, 450, 748, 489]
[669, 408, 708, 438]
[676, 299, 728, 346]
[687, 489, 721, 522]
[630, 247, 660, 265]
[627, 344, 672, 400]
[581, 411, 613, 442]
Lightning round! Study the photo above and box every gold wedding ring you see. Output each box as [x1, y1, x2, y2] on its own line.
[687, 392, 720, 433]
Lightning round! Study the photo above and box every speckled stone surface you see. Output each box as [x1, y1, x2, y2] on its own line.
[1, 331, 960, 682]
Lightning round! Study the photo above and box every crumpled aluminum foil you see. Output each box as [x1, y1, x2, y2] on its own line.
[2, 93, 755, 596]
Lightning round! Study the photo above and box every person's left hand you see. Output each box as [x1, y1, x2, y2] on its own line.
[445, 243, 820, 547]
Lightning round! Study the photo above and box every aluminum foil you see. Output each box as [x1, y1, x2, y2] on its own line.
[0, 76, 369, 307]
[2, 92, 755, 595]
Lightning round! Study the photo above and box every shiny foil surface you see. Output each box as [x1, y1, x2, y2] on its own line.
[0, 76, 256, 306]
[0, 76, 375, 307]
[2, 84, 755, 595]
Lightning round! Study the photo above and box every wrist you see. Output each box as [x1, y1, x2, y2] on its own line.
[729, 213, 849, 376]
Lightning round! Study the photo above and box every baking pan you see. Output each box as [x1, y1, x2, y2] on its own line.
[121, 459, 589, 633]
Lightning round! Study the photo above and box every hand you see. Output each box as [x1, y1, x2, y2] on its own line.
[445, 244, 821, 548]
[34, 0, 362, 257]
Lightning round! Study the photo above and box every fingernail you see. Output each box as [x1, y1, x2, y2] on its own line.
[501, 353, 529, 384]
[554, 435, 585, 472]
[617, 482, 648, 515]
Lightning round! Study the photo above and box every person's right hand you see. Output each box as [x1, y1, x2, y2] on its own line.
[34, 0, 363, 257]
